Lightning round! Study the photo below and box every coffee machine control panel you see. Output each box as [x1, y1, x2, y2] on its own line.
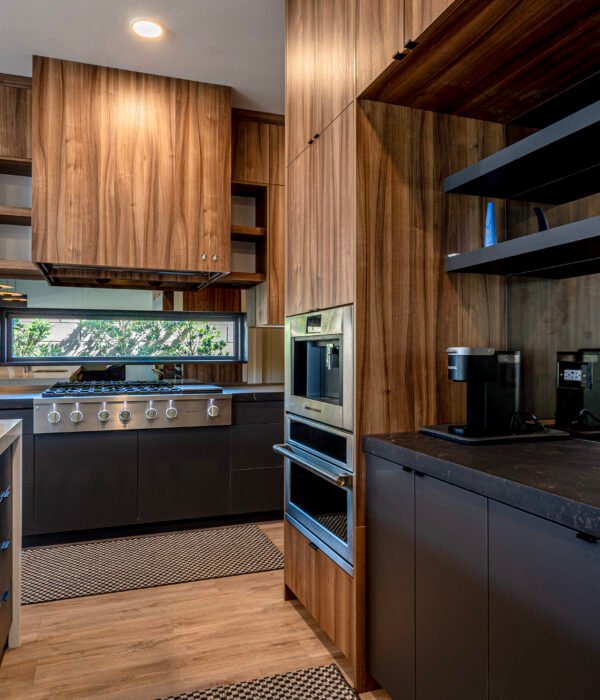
[557, 361, 592, 389]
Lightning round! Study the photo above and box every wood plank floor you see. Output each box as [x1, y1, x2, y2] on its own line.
[0, 521, 389, 699]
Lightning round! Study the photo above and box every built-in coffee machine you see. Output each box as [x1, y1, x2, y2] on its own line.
[556, 349, 600, 438]
[422, 347, 568, 444]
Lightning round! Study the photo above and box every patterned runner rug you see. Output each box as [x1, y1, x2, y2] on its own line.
[158, 665, 359, 700]
[22, 523, 283, 604]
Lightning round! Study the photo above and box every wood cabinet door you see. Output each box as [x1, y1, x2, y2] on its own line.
[232, 117, 270, 184]
[0, 77, 31, 160]
[316, 104, 355, 310]
[314, 0, 355, 139]
[489, 501, 600, 699]
[256, 184, 285, 325]
[286, 145, 318, 316]
[286, 0, 316, 166]
[404, 0, 457, 41]
[356, 0, 404, 95]
[415, 475, 488, 700]
[32, 56, 231, 274]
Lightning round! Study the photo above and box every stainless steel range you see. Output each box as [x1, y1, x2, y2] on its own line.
[34, 380, 232, 434]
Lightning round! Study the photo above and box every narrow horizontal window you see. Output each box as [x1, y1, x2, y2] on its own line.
[1, 309, 247, 365]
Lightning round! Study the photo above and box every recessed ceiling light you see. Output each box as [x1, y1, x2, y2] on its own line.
[131, 19, 163, 39]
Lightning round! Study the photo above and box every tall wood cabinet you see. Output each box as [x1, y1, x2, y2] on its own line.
[32, 56, 231, 282]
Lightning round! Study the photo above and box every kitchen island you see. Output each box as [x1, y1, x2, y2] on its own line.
[0, 419, 22, 660]
[364, 433, 600, 700]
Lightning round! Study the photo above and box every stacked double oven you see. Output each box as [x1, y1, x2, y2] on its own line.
[275, 305, 354, 575]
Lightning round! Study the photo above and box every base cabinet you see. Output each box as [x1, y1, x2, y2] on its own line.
[35, 432, 138, 534]
[138, 428, 230, 523]
[489, 501, 600, 699]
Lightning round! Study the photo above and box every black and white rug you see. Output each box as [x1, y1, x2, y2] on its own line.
[22, 523, 283, 604]
[158, 665, 359, 700]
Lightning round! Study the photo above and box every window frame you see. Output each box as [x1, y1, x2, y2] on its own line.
[1, 308, 248, 365]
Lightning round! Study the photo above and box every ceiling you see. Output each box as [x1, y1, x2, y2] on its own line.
[0, 0, 285, 114]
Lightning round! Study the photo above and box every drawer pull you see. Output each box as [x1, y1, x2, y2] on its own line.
[0, 485, 10, 503]
[1, 591, 8, 603]
[576, 532, 598, 544]
[0, 540, 9, 551]
[402, 466, 413, 473]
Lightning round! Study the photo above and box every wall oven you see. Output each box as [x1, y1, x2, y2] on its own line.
[274, 414, 354, 574]
[285, 305, 353, 432]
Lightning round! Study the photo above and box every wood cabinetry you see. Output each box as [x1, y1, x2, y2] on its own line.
[286, 104, 355, 316]
[356, 0, 404, 95]
[32, 56, 231, 282]
[404, 0, 457, 41]
[0, 73, 31, 162]
[285, 0, 354, 165]
[284, 520, 354, 659]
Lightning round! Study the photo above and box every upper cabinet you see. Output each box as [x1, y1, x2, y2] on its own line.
[356, 0, 404, 96]
[32, 56, 232, 283]
[0, 74, 31, 163]
[232, 111, 285, 186]
[404, 0, 456, 42]
[286, 0, 355, 165]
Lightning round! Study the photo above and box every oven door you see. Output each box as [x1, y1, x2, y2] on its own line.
[286, 413, 353, 473]
[274, 443, 354, 574]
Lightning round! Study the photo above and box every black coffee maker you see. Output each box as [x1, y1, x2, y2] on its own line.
[556, 349, 600, 437]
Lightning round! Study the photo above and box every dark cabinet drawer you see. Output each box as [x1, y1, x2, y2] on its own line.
[230, 423, 283, 471]
[232, 401, 283, 425]
[139, 428, 230, 523]
[34, 432, 138, 534]
[230, 466, 283, 514]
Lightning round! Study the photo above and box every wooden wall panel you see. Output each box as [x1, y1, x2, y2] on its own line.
[269, 124, 285, 185]
[355, 100, 506, 443]
[254, 185, 285, 325]
[32, 56, 231, 274]
[0, 76, 31, 159]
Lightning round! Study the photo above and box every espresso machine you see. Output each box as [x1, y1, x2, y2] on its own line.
[556, 349, 600, 438]
[421, 347, 568, 444]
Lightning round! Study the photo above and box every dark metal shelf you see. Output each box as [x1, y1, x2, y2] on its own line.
[445, 216, 600, 279]
[444, 100, 600, 205]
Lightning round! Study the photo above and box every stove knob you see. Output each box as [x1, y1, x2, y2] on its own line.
[47, 410, 61, 424]
[119, 408, 132, 423]
[145, 406, 158, 421]
[165, 405, 178, 420]
[207, 403, 220, 418]
[70, 409, 84, 424]
[97, 409, 111, 423]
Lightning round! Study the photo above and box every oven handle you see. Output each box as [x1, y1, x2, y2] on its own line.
[273, 444, 353, 488]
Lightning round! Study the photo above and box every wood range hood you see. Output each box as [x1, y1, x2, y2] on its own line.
[31, 56, 234, 292]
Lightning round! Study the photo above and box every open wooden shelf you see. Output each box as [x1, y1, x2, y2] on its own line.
[361, 0, 600, 128]
[231, 224, 266, 241]
[444, 100, 600, 205]
[215, 271, 266, 289]
[445, 216, 600, 279]
[0, 259, 43, 280]
[0, 205, 31, 226]
[0, 155, 32, 176]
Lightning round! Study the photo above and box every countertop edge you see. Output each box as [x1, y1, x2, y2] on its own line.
[363, 435, 600, 539]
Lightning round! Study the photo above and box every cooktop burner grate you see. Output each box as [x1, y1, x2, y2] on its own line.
[42, 380, 185, 398]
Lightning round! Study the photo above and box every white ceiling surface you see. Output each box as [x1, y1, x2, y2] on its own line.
[0, 0, 285, 113]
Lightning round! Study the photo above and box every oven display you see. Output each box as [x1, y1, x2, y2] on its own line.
[564, 369, 583, 382]
[306, 314, 322, 334]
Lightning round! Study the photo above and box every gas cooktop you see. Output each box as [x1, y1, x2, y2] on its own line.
[41, 380, 223, 398]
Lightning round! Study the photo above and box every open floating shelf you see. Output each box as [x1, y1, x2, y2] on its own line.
[444, 100, 600, 204]
[0, 156, 32, 177]
[0, 205, 32, 226]
[0, 259, 43, 280]
[231, 224, 266, 241]
[216, 271, 266, 289]
[446, 216, 600, 279]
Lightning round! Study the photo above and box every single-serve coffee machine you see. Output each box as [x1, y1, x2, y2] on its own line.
[556, 349, 600, 437]
[421, 347, 568, 444]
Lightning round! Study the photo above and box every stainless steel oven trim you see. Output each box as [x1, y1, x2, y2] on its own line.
[283, 444, 354, 569]
[285, 412, 354, 473]
[274, 444, 352, 487]
[285, 513, 354, 577]
[285, 305, 353, 432]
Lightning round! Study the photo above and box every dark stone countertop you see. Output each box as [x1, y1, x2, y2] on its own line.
[364, 432, 600, 539]
[222, 384, 284, 401]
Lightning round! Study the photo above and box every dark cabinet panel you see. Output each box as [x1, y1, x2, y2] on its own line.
[34, 433, 138, 534]
[22, 435, 34, 536]
[232, 401, 283, 425]
[22, 481, 34, 538]
[138, 428, 230, 523]
[230, 466, 283, 514]
[489, 501, 600, 700]
[367, 455, 415, 700]
[231, 423, 283, 471]
[22, 434, 33, 485]
[415, 476, 488, 700]
[0, 449, 12, 540]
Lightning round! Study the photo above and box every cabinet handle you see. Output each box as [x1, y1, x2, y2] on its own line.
[414, 470, 425, 478]
[308, 138, 314, 145]
[0, 540, 9, 551]
[404, 39, 418, 50]
[313, 133, 320, 139]
[576, 532, 598, 544]
[201, 253, 207, 261]
[393, 50, 407, 60]
[402, 466, 413, 473]
[0, 485, 9, 503]
[1, 591, 8, 603]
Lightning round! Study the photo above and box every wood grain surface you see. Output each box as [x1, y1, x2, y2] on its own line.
[0, 77, 31, 160]
[32, 56, 231, 274]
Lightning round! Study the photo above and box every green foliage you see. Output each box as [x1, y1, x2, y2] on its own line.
[11, 318, 229, 359]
